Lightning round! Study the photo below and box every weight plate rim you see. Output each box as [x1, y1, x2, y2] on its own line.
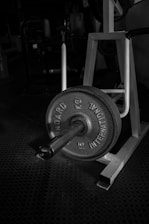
[82, 86, 122, 152]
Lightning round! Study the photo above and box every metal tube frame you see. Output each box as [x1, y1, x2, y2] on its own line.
[61, 42, 67, 91]
[83, 32, 130, 118]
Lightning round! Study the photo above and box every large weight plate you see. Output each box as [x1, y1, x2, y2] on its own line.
[46, 86, 121, 161]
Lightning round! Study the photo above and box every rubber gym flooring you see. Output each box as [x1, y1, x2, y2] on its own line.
[0, 66, 149, 224]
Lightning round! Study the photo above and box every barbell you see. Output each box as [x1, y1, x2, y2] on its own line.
[36, 86, 121, 161]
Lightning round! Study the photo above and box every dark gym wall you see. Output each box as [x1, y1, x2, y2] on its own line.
[0, 0, 19, 35]
[125, 0, 149, 88]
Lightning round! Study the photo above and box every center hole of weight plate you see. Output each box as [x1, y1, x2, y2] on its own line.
[70, 116, 88, 136]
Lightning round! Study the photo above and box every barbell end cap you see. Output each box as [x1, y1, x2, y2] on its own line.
[35, 145, 54, 160]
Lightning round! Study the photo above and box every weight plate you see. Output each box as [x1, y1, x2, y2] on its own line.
[46, 86, 121, 161]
